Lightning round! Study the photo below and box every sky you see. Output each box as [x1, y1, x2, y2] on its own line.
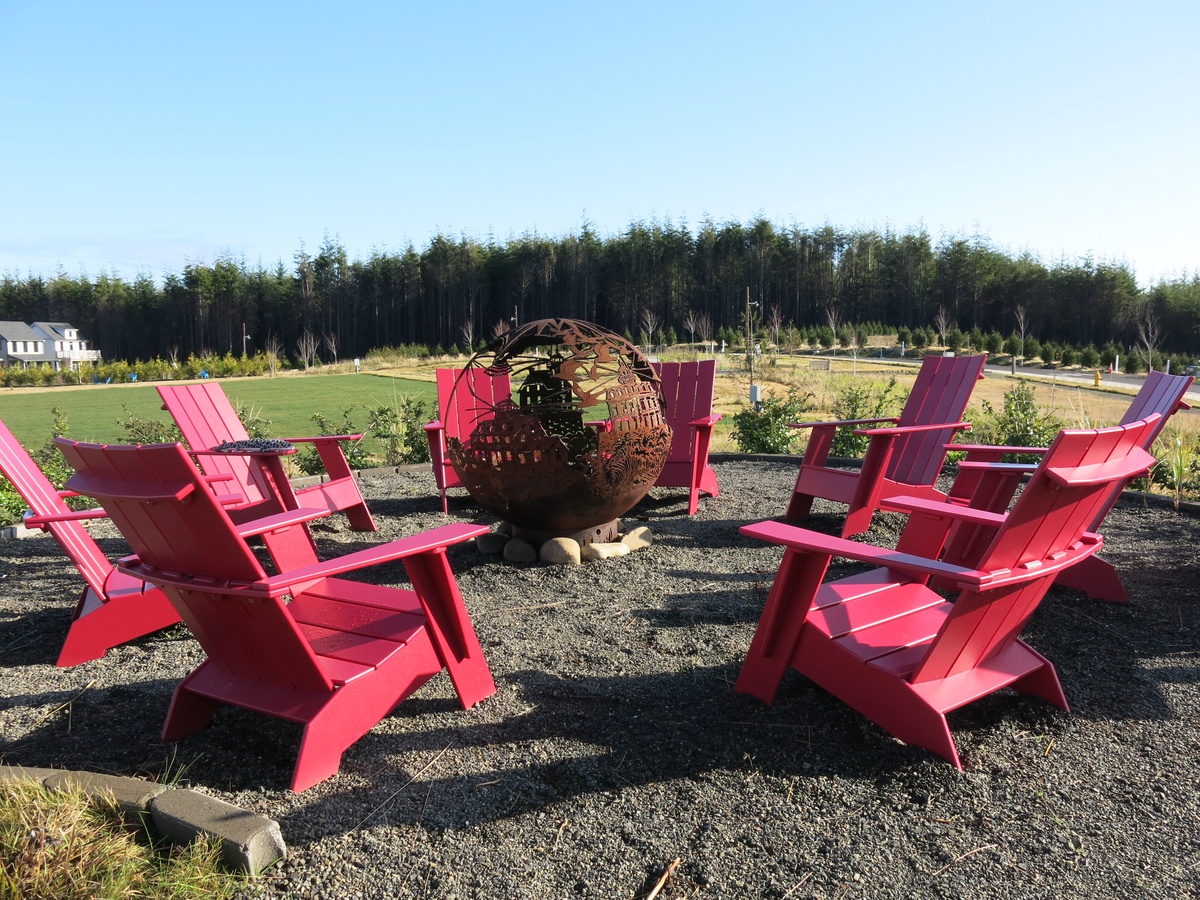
[1, 1, 1197, 289]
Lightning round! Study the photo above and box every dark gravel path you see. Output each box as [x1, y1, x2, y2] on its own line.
[2, 458, 1199, 898]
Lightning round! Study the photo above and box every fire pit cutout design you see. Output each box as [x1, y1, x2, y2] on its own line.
[447, 318, 672, 537]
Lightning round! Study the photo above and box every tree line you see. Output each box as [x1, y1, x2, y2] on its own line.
[2, 218, 1198, 365]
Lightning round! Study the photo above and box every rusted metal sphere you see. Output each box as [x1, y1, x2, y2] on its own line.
[447, 318, 672, 533]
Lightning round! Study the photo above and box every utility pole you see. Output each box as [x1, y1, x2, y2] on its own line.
[746, 287, 754, 390]
[746, 287, 760, 408]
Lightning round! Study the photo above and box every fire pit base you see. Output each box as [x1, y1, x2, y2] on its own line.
[510, 518, 620, 546]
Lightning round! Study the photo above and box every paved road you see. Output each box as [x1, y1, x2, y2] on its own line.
[981, 361, 1200, 418]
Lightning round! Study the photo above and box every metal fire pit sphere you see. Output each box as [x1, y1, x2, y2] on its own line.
[447, 318, 672, 534]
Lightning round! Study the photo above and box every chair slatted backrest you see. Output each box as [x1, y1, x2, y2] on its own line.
[652, 360, 717, 464]
[910, 417, 1158, 684]
[437, 367, 512, 443]
[889, 354, 986, 485]
[0, 419, 112, 594]
[57, 439, 334, 693]
[1120, 370, 1193, 427]
[157, 382, 272, 504]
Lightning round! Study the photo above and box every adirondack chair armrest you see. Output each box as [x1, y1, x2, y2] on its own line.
[741, 519, 991, 585]
[281, 434, 364, 446]
[23, 507, 111, 529]
[1046, 447, 1157, 487]
[854, 420, 971, 438]
[259, 522, 489, 594]
[950, 442, 1049, 458]
[56, 489, 82, 499]
[235, 506, 332, 538]
[878, 494, 1008, 528]
[689, 413, 722, 428]
[955, 460, 1039, 475]
[789, 416, 898, 430]
[743, 518, 1098, 590]
[424, 419, 445, 434]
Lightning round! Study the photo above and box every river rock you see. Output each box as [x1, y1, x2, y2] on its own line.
[581, 542, 630, 561]
[621, 526, 653, 551]
[476, 532, 511, 554]
[502, 537, 538, 563]
[539, 537, 581, 566]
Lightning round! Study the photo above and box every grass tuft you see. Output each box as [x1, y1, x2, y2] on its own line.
[0, 780, 237, 900]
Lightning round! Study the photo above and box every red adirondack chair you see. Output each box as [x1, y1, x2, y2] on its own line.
[424, 367, 512, 513]
[786, 354, 986, 537]
[57, 438, 495, 793]
[737, 416, 1159, 768]
[0, 418, 180, 666]
[935, 369, 1193, 602]
[158, 382, 376, 531]
[651, 360, 721, 515]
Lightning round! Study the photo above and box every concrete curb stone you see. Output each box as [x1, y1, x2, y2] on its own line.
[151, 788, 286, 876]
[0, 765, 284, 875]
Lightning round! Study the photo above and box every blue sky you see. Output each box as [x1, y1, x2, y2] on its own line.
[1, 1, 1197, 287]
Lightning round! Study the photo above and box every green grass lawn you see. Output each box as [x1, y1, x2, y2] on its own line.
[0, 373, 436, 450]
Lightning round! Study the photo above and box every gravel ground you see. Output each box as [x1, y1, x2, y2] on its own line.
[2, 457, 1200, 899]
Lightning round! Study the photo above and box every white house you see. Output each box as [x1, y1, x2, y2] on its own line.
[31, 322, 102, 369]
[0, 321, 54, 368]
[0, 321, 101, 369]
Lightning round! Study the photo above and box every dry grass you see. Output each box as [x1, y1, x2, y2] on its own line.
[365, 349, 1200, 460]
[0, 781, 236, 900]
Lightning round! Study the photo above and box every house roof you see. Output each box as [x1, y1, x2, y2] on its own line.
[0, 321, 43, 341]
[32, 322, 74, 339]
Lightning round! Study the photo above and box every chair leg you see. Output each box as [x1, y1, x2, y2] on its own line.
[298, 479, 377, 531]
[342, 499, 376, 531]
[1009, 654, 1069, 711]
[1052, 555, 1129, 604]
[56, 587, 181, 668]
[798, 635, 965, 769]
[404, 550, 496, 709]
[289, 644, 445, 792]
[162, 679, 222, 742]
[735, 549, 830, 704]
[785, 488, 815, 521]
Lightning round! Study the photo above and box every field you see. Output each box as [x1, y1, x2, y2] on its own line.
[1, 353, 1193, 457]
[0, 371, 437, 450]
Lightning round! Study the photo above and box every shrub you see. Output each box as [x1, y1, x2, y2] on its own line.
[1148, 427, 1200, 509]
[968, 381, 1063, 462]
[828, 377, 903, 457]
[116, 405, 183, 445]
[366, 397, 431, 465]
[299, 409, 371, 474]
[0, 479, 25, 525]
[0, 407, 86, 526]
[32, 407, 76, 489]
[731, 388, 815, 454]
